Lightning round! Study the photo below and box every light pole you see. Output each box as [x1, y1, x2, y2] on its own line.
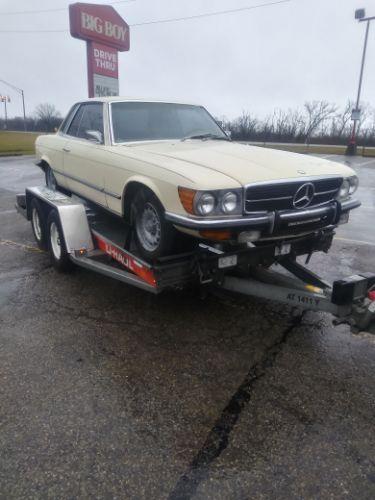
[0, 95, 10, 130]
[346, 9, 374, 155]
[0, 79, 27, 132]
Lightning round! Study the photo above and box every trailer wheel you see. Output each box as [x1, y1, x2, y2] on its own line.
[47, 210, 73, 272]
[30, 198, 48, 250]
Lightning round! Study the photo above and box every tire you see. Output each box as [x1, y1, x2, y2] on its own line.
[47, 210, 74, 272]
[45, 165, 58, 191]
[132, 189, 177, 260]
[30, 198, 48, 250]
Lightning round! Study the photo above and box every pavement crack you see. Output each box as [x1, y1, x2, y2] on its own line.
[168, 312, 304, 500]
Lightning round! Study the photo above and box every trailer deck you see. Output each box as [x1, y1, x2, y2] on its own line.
[16, 186, 375, 333]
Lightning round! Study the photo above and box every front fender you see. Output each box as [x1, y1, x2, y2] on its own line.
[122, 175, 185, 219]
[123, 175, 164, 205]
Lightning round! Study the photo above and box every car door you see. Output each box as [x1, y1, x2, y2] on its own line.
[63, 102, 107, 207]
[38, 103, 78, 189]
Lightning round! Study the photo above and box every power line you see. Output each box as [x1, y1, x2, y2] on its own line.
[0, 0, 291, 32]
[132, 0, 291, 26]
[0, 0, 136, 16]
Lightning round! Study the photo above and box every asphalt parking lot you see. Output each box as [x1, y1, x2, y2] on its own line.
[0, 154, 374, 499]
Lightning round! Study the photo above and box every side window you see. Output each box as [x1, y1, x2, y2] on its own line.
[60, 104, 79, 134]
[67, 105, 85, 137]
[77, 103, 104, 141]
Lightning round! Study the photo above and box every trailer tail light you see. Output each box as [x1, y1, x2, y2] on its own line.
[368, 290, 375, 301]
[74, 248, 87, 256]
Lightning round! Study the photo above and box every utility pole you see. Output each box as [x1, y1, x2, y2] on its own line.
[346, 9, 374, 155]
[0, 79, 27, 131]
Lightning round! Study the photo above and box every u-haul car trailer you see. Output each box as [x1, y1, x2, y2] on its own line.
[16, 186, 375, 334]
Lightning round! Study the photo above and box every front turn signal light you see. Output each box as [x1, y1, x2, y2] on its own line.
[200, 230, 232, 241]
[178, 187, 196, 214]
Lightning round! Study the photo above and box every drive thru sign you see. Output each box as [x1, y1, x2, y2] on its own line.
[69, 2, 130, 97]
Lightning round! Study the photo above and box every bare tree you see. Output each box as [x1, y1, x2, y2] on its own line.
[225, 101, 375, 146]
[34, 103, 61, 132]
[231, 111, 258, 139]
[303, 101, 337, 143]
[356, 102, 370, 136]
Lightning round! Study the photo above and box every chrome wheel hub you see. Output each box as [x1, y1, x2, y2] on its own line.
[50, 222, 62, 260]
[136, 202, 161, 252]
[32, 208, 42, 241]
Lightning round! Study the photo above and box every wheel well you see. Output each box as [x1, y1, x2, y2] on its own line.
[37, 159, 49, 173]
[122, 182, 156, 222]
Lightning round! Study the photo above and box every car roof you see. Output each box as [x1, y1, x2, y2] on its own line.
[78, 96, 202, 106]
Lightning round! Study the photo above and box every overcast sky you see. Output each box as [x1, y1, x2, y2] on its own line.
[1, 0, 375, 120]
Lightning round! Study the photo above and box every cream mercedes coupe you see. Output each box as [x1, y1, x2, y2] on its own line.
[35, 97, 360, 259]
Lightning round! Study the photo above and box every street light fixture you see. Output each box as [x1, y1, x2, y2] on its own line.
[0, 95, 11, 130]
[0, 79, 27, 132]
[346, 9, 374, 155]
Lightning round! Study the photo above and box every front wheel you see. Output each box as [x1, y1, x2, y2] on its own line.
[132, 190, 177, 261]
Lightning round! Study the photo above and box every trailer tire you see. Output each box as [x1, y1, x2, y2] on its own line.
[47, 210, 73, 272]
[30, 198, 48, 250]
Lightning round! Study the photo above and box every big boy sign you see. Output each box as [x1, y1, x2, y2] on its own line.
[69, 3, 130, 97]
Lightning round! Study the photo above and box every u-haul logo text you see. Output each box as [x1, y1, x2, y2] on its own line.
[105, 243, 135, 271]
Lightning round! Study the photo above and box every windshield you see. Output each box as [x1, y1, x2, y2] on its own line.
[111, 101, 227, 143]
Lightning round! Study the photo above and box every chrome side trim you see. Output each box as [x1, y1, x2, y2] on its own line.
[52, 169, 121, 199]
[165, 212, 271, 229]
[104, 189, 122, 200]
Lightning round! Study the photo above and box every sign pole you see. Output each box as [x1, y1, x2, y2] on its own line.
[86, 41, 95, 97]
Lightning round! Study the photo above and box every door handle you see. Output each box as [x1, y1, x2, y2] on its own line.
[62, 147, 71, 153]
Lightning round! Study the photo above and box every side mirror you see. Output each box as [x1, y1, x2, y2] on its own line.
[86, 130, 103, 144]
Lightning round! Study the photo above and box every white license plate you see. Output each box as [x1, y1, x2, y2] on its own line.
[275, 243, 291, 256]
[218, 255, 238, 269]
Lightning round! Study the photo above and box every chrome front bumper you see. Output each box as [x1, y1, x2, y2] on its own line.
[165, 198, 361, 232]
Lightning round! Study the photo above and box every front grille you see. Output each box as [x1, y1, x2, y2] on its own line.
[245, 177, 343, 213]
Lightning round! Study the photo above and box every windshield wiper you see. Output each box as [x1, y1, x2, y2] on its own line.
[181, 133, 231, 142]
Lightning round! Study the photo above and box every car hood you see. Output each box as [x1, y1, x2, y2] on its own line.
[115, 140, 354, 187]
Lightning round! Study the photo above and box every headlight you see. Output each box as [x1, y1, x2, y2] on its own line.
[221, 192, 238, 214]
[178, 187, 242, 216]
[348, 175, 359, 195]
[195, 193, 216, 215]
[338, 179, 350, 199]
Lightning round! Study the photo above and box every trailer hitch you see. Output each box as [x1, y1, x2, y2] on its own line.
[220, 267, 375, 335]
